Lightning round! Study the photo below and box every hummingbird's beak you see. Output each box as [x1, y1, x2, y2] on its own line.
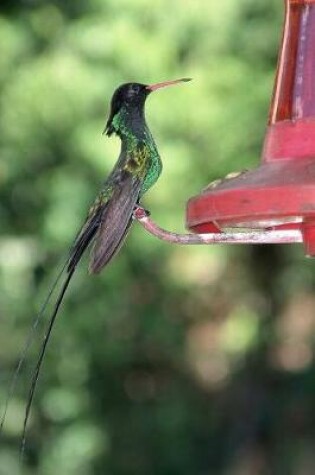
[146, 78, 192, 92]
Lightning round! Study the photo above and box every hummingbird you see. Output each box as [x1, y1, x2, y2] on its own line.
[4, 77, 191, 453]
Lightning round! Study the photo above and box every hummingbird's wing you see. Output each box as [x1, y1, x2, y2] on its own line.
[68, 149, 145, 275]
[67, 201, 105, 273]
[89, 169, 141, 274]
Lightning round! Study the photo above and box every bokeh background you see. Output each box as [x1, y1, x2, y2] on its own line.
[1, 0, 315, 474]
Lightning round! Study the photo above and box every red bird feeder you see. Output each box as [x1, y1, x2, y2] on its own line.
[186, 0, 315, 256]
[135, 0, 315, 254]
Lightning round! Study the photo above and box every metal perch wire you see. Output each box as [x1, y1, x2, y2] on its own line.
[133, 206, 302, 246]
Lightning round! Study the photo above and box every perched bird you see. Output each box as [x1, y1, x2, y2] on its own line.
[10, 78, 191, 453]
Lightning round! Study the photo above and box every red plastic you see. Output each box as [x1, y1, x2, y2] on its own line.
[186, 0, 315, 256]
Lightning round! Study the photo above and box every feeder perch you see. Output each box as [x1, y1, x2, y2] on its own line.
[135, 0, 315, 254]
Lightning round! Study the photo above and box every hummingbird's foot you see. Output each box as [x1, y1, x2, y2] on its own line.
[133, 205, 151, 219]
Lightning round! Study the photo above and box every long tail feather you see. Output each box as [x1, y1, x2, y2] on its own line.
[18, 207, 103, 458]
[0, 260, 68, 435]
[20, 267, 75, 459]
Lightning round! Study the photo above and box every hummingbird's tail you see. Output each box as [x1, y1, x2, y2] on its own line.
[0, 260, 68, 435]
[20, 268, 74, 457]
[18, 208, 103, 458]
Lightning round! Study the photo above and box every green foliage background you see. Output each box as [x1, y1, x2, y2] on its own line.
[1, 1, 315, 474]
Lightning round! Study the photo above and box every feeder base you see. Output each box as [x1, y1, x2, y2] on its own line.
[186, 158, 315, 256]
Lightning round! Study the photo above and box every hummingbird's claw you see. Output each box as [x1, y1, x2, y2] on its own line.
[133, 205, 151, 219]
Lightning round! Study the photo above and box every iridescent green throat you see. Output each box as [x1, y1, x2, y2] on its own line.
[112, 109, 163, 196]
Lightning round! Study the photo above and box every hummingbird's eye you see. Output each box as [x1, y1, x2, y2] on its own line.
[125, 86, 135, 99]
[125, 84, 142, 101]
[131, 84, 141, 94]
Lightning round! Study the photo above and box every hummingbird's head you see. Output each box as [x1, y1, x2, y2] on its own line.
[104, 83, 148, 137]
[104, 78, 191, 137]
